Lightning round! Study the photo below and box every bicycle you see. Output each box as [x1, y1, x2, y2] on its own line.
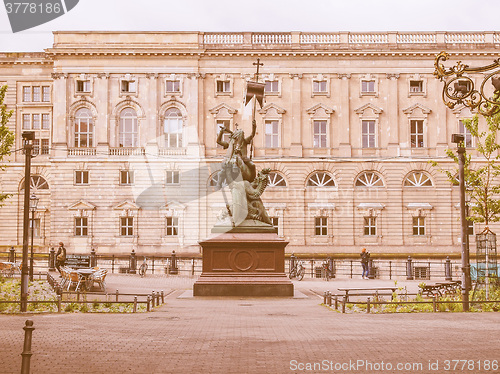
[289, 260, 305, 281]
[138, 257, 148, 277]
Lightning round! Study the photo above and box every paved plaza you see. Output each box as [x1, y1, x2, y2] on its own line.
[0, 275, 499, 374]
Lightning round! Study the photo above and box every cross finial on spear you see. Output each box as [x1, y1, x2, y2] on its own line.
[253, 58, 263, 82]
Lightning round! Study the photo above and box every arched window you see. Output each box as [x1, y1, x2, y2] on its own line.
[164, 108, 183, 148]
[74, 108, 93, 148]
[355, 172, 384, 187]
[404, 171, 433, 187]
[306, 172, 336, 187]
[267, 172, 287, 187]
[119, 108, 138, 147]
[20, 175, 49, 191]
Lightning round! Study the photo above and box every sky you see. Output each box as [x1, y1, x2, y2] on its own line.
[0, 0, 499, 52]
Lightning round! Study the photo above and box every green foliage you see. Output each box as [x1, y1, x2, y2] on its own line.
[430, 112, 500, 225]
[0, 85, 15, 204]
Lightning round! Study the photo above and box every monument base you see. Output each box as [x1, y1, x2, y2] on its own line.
[193, 228, 293, 297]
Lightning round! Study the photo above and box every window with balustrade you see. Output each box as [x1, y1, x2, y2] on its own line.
[119, 108, 138, 147]
[164, 108, 183, 148]
[74, 108, 94, 148]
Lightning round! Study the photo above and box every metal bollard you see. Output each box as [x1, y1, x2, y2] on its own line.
[334, 296, 338, 310]
[342, 297, 346, 313]
[169, 251, 178, 274]
[406, 256, 414, 280]
[77, 291, 80, 302]
[323, 291, 328, 304]
[151, 292, 155, 308]
[191, 259, 195, 277]
[90, 248, 97, 268]
[133, 297, 137, 313]
[367, 298, 371, 313]
[129, 250, 137, 274]
[9, 246, 16, 263]
[57, 295, 61, 313]
[21, 320, 35, 374]
[444, 256, 452, 281]
[327, 292, 332, 306]
[147, 295, 151, 312]
[115, 290, 119, 303]
[161, 290, 164, 304]
[433, 296, 437, 312]
[156, 292, 160, 305]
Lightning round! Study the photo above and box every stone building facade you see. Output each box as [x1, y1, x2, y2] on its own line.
[1, 31, 499, 257]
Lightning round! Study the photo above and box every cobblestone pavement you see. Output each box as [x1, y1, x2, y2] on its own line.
[0, 275, 499, 374]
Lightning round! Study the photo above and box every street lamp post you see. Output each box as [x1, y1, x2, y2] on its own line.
[29, 193, 39, 282]
[451, 133, 471, 312]
[20, 131, 35, 312]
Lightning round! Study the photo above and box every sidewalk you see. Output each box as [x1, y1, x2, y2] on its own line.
[0, 274, 499, 374]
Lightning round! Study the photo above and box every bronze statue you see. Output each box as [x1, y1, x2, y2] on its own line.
[215, 120, 272, 228]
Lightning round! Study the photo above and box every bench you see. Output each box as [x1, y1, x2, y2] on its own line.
[65, 254, 91, 269]
[337, 287, 397, 302]
[419, 281, 461, 298]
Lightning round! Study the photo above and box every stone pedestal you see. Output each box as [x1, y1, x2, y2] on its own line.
[193, 229, 294, 296]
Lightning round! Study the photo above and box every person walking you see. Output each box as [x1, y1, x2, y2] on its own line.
[55, 242, 66, 274]
[360, 248, 370, 279]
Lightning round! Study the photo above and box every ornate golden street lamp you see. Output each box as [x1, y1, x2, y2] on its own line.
[434, 51, 500, 117]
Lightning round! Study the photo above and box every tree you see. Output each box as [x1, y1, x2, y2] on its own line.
[431, 112, 500, 225]
[0, 84, 15, 204]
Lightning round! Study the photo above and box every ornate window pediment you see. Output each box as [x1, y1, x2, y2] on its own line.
[354, 103, 383, 117]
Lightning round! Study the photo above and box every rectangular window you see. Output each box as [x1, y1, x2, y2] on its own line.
[315, 217, 328, 236]
[265, 120, 279, 148]
[42, 113, 50, 129]
[22, 114, 30, 129]
[166, 217, 178, 236]
[409, 80, 423, 93]
[75, 217, 88, 236]
[121, 80, 136, 93]
[166, 80, 180, 93]
[364, 217, 376, 236]
[313, 120, 327, 148]
[32, 114, 40, 129]
[362, 120, 376, 148]
[23, 87, 31, 102]
[42, 86, 50, 102]
[313, 80, 327, 93]
[120, 217, 134, 236]
[412, 217, 425, 236]
[75, 170, 89, 185]
[29, 218, 40, 238]
[216, 80, 230, 93]
[76, 80, 91, 93]
[410, 120, 424, 148]
[458, 120, 474, 147]
[120, 170, 134, 185]
[41, 139, 49, 155]
[166, 170, 180, 185]
[32, 86, 41, 102]
[265, 80, 278, 93]
[32, 139, 40, 155]
[361, 80, 375, 93]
